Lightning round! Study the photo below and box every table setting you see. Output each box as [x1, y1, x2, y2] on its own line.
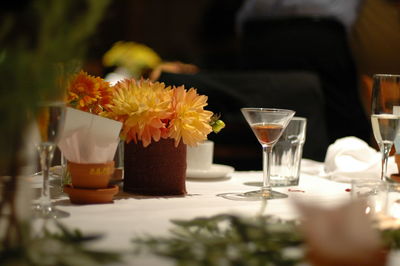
[28, 148, 400, 265]
[5, 71, 400, 265]
[4, 2, 400, 264]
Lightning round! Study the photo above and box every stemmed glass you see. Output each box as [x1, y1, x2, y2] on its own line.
[371, 74, 400, 181]
[219, 108, 295, 200]
[33, 101, 69, 218]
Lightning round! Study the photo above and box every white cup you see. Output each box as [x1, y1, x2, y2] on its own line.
[187, 140, 214, 170]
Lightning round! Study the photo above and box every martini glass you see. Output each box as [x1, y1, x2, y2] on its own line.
[371, 74, 400, 181]
[219, 108, 295, 200]
[33, 101, 69, 218]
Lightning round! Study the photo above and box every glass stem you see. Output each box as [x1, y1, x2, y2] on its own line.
[262, 145, 273, 194]
[37, 143, 56, 212]
[380, 142, 392, 181]
[60, 151, 66, 187]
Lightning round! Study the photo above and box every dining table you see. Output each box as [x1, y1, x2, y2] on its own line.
[30, 159, 400, 265]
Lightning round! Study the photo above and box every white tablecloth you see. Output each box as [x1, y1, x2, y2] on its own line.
[30, 159, 399, 265]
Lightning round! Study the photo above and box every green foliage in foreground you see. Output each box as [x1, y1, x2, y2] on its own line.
[0, 222, 120, 266]
[134, 214, 400, 266]
[3, 214, 400, 266]
[382, 227, 400, 249]
[134, 214, 304, 266]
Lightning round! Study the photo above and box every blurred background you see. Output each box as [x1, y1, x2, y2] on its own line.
[3, 0, 400, 170]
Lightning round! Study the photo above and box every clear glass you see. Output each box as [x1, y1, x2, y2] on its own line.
[371, 74, 400, 181]
[385, 182, 400, 219]
[271, 117, 307, 186]
[33, 101, 69, 218]
[112, 140, 124, 182]
[219, 108, 295, 200]
[351, 178, 387, 216]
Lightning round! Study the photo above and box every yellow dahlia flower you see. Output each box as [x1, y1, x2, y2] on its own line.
[67, 70, 114, 115]
[168, 86, 213, 147]
[105, 79, 172, 147]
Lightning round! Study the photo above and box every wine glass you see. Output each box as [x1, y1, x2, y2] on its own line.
[371, 74, 400, 181]
[219, 108, 295, 200]
[33, 101, 69, 218]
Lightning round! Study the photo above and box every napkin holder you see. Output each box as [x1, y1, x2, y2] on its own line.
[58, 108, 122, 204]
[64, 161, 118, 204]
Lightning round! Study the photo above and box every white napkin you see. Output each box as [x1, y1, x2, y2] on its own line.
[322, 136, 397, 183]
[58, 108, 122, 164]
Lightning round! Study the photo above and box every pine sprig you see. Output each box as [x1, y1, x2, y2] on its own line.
[0, 221, 121, 266]
[133, 214, 304, 266]
[381, 228, 400, 249]
[134, 214, 400, 266]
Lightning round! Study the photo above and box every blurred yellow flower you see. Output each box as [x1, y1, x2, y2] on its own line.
[103, 41, 162, 78]
[67, 70, 114, 115]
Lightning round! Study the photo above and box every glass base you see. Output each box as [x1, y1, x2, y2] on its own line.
[32, 204, 70, 219]
[217, 189, 288, 201]
[270, 175, 299, 187]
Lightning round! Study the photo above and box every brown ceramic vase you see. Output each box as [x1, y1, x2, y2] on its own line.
[123, 138, 187, 196]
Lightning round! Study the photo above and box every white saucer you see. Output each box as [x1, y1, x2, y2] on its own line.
[186, 164, 234, 179]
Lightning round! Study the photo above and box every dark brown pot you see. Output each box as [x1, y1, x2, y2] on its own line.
[123, 138, 187, 195]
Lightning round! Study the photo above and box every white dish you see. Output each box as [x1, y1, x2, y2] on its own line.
[186, 164, 234, 179]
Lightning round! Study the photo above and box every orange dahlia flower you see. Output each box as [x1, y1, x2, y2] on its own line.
[104, 79, 173, 147]
[67, 71, 114, 115]
[168, 86, 213, 147]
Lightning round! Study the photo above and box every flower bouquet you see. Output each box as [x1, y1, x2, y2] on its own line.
[66, 71, 224, 196]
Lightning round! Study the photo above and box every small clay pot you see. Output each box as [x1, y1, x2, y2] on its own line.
[63, 184, 119, 204]
[68, 161, 115, 189]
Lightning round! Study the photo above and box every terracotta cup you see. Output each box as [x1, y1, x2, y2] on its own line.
[63, 184, 119, 204]
[68, 161, 115, 189]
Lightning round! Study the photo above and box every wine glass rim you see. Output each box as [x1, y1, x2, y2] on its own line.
[373, 74, 400, 78]
[37, 101, 66, 107]
[241, 107, 295, 114]
[291, 116, 307, 121]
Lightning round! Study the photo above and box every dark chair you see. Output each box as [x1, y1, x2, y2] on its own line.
[159, 70, 328, 170]
[240, 16, 371, 145]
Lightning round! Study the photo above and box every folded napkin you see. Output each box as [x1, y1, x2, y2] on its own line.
[58, 108, 122, 164]
[323, 136, 397, 183]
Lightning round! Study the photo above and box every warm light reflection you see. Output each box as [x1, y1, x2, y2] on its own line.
[389, 201, 400, 219]
[375, 203, 383, 213]
[363, 197, 385, 215]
